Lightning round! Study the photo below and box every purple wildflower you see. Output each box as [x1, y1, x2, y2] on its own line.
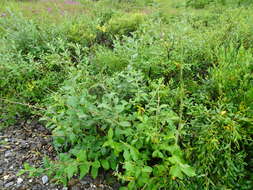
[1, 13, 7, 17]
[64, 0, 80, 5]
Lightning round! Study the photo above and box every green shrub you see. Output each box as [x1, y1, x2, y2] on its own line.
[91, 46, 129, 74]
[103, 12, 145, 37]
[21, 67, 196, 189]
[186, 0, 215, 9]
[64, 18, 97, 46]
[0, 15, 74, 123]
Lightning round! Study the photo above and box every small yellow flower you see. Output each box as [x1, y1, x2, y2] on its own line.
[224, 126, 231, 130]
[174, 62, 181, 68]
[220, 111, 227, 115]
[96, 25, 106, 32]
[27, 82, 35, 91]
[136, 105, 145, 115]
[125, 176, 134, 181]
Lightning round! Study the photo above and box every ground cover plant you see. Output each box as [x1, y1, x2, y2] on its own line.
[0, 0, 253, 189]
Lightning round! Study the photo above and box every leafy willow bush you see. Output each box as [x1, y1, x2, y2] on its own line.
[64, 17, 97, 46]
[0, 15, 75, 123]
[25, 66, 195, 189]
[186, 0, 253, 8]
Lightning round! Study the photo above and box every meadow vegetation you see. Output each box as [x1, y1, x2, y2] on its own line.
[0, 0, 253, 189]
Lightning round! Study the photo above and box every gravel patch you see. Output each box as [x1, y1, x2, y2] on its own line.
[0, 119, 119, 190]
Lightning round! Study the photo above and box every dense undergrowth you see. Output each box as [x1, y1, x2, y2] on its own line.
[1, 0, 253, 189]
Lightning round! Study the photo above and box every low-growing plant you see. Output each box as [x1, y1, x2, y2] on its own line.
[64, 17, 97, 46]
[0, 15, 75, 123]
[20, 66, 196, 189]
[103, 12, 146, 37]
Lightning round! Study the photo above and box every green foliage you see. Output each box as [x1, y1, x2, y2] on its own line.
[0, 15, 75, 123]
[1, 1, 253, 190]
[103, 12, 145, 36]
[91, 46, 129, 74]
[35, 67, 196, 189]
[186, 0, 253, 8]
[64, 17, 97, 46]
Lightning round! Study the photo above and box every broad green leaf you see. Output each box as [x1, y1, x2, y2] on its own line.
[152, 150, 164, 158]
[101, 159, 110, 170]
[128, 181, 136, 190]
[168, 155, 182, 164]
[123, 149, 131, 160]
[108, 128, 113, 140]
[119, 121, 131, 127]
[65, 164, 78, 179]
[67, 96, 78, 107]
[169, 165, 184, 179]
[92, 160, 100, 168]
[77, 150, 87, 161]
[180, 164, 196, 177]
[142, 166, 153, 173]
[79, 163, 90, 179]
[124, 162, 134, 171]
[130, 147, 139, 161]
[119, 187, 128, 190]
[91, 165, 99, 179]
[110, 158, 117, 170]
[162, 144, 183, 157]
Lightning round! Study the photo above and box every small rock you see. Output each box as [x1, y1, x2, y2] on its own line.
[4, 150, 12, 157]
[0, 168, 3, 175]
[3, 175, 9, 180]
[42, 175, 49, 184]
[17, 178, 23, 184]
[71, 186, 80, 190]
[29, 179, 33, 183]
[80, 180, 89, 185]
[62, 187, 68, 190]
[5, 181, 14, 188]
[32, 184, 42, 190]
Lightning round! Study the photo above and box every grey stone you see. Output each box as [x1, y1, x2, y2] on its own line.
[42, 175, 49, 184]
[71, 186, 80, 190]
[80, 180, 89, 185]
[4, 181, 14, 188]
[4, 150, 12, 157]
[0, 168, 3, 175]
[17, 177, 23, 184]
[62, 187, 68, 190]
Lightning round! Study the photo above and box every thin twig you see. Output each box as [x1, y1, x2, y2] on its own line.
[0, 98, 45, 110]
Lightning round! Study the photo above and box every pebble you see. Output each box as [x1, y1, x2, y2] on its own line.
[71, 186, 80, 190]
[17, 177, 23, 184]
[3, 175, 9, 180]
[4, 181, 14, 188]
[42, 175, 49, 184]
[0, 168, 3, 175]
[62, 187, 68, 190]
[4, 150, 12, 157]
[80, 180, 89, 185]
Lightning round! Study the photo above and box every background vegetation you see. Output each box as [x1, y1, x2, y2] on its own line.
[1, 0, 252, 189]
